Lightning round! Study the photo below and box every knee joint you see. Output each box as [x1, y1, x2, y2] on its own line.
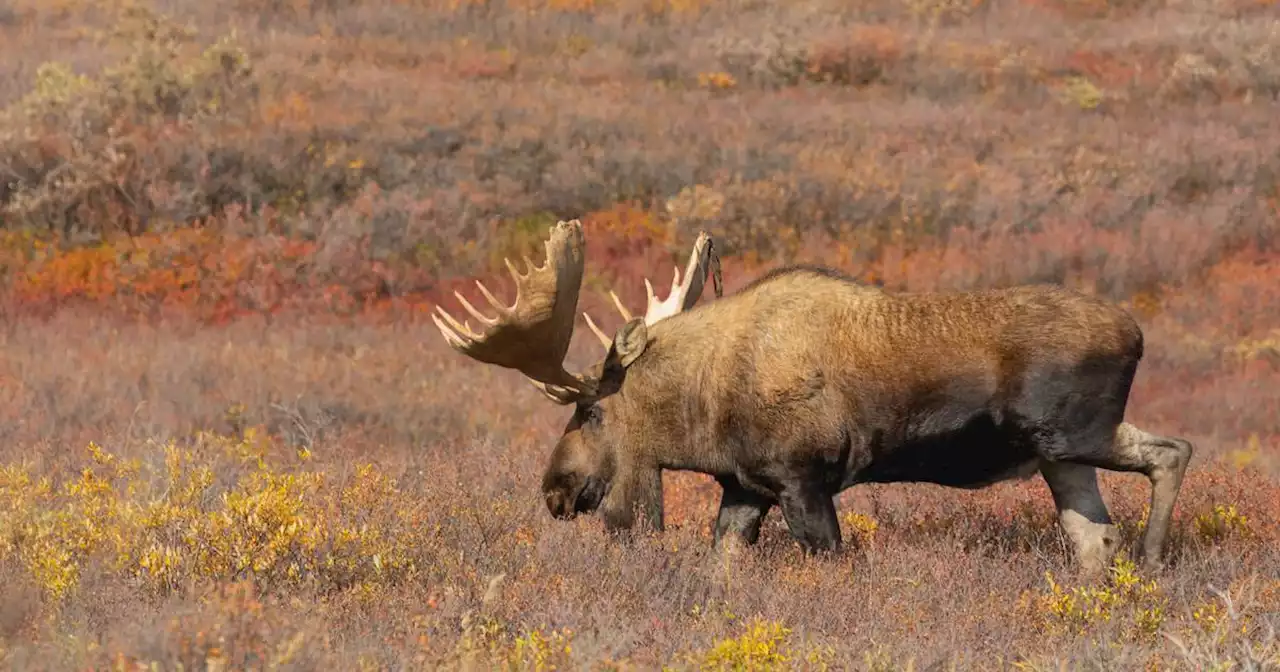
[1153, 438, 1193, 474]
[1175, 438, 1194, 463]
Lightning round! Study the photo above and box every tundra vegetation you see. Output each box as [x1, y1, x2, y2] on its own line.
[0, 0, 1278, 669]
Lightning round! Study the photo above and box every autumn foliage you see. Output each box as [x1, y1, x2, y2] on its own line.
[1, 0, 1279, 668]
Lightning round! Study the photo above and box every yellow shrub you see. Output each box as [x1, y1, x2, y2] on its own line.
[1037, 555, 1167, 640]
[1224, 331, 1280, 363]
[697, 71, 738, 90]
[1192, 599, 1228, 633]
[668, 617, 834, 671]
[698, 619, 792, 670]
[841, 511, 879, 547]
[507, 627, 576, 670]
[1058, 75, 1104, 110]
[0, 428, 425, 601]
[1194, 504, 1250, 542]
[451, 612, 576, 671]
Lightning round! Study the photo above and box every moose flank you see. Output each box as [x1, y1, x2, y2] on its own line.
[431, 220, 1195, 575]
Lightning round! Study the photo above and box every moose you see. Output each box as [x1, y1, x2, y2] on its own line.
[432, 219, 1194, 574]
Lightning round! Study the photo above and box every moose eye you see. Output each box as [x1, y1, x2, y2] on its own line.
[584, 405, 604, 426]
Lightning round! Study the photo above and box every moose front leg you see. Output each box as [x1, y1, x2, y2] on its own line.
[712, 476, 773, 550]
[1039, 460, 1119, 578]
[600, 465, 665, 533]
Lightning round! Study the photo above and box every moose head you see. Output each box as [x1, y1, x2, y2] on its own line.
[431, 220, 721, 526]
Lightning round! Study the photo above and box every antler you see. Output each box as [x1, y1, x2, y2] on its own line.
[584, 231, 722, 348]
[432, 219, 597, 404]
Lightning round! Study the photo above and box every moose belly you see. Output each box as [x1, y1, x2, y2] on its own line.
[851, 412, 1042, 489]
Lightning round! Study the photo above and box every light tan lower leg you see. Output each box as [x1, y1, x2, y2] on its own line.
[1040, 461, 1119, 577]
[1112, 423, 1194, 569]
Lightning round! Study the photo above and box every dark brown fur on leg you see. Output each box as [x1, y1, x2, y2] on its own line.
[712, 477, 773, 548]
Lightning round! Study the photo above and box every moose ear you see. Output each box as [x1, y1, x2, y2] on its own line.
[611, 317, 649, 368]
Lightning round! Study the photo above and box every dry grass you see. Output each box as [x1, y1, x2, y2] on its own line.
[1, 0, 1279, 668]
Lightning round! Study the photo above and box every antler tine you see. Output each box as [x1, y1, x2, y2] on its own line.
[582, 312, 612, 349]
[431, 218, 597, 403]
[528, 379, 585, 405]
[454, 289, 502, 327]
[501, 257, 524, 284]
[432, 310, 477, 349]
[609, 291, 633, 322]
[471, 277, 509, 317]
[579, 231, 720, 353]
[641, 230, 716, 324]
[580, 288, 635, 352]
[677, 230, 715, 312]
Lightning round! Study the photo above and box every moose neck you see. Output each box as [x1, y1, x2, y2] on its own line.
[613, 317, 736, 477]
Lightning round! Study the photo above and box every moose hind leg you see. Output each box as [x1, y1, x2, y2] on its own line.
[712, 477, 773, 550]
[1120, 424, 1194, 569]
[1039, 461, 1119, 577]
[1069, 422, 1194, 570]
[777, 482, 841, 554]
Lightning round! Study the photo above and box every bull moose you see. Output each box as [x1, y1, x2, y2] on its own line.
[431, 219, 1194, 574]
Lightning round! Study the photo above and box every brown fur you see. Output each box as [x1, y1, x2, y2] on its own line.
[542, 265, 1194, 574]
